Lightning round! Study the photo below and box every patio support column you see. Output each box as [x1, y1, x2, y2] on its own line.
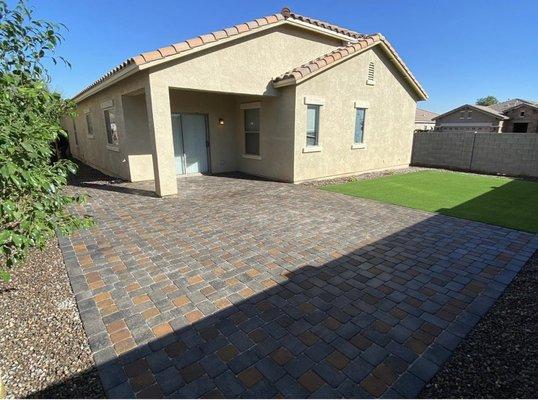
[145, 79, 177, 196]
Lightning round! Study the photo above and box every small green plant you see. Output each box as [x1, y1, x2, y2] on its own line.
[0, 0, 92, 281]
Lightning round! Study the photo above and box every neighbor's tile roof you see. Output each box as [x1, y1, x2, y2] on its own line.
[489, 98, 538, 113]
[472, 104, 508, 119]
[433, 104, 509, 120]
[415, 108, 439, 122]
[272, 33, 428, 99]
[75, 8, 364, 99]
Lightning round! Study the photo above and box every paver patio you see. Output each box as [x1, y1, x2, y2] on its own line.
[59, 170, 538, 398]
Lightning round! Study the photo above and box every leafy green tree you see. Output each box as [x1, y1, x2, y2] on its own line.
[476, 96, 499, 106]
[0, 0, 92, 281]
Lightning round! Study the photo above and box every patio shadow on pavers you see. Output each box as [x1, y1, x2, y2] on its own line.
[68, 166, 156, 199]
[69, 161, 276, 199]
[32, 209, 537, 398]
[76, 181, 158, 198]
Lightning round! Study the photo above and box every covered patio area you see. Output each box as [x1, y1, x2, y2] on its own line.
[121, 86, 295, 196]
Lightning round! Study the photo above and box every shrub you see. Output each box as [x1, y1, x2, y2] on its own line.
[0, 0, 92, 281]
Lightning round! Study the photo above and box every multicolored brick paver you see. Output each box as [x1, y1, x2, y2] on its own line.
[60, 171, 537, 398]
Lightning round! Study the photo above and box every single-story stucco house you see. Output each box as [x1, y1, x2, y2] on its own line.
[433, 99, 538, 133]
[64, 7, 427, 196]
[433, 104, 509, 133]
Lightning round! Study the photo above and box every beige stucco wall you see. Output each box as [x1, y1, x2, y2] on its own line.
[122, 93, 154, 181]
[66, 23, 341, 191]
[66, 23, 425, 191]
[235, 87, 296, 182]
[64, 72, 149, 180]
[166, 89, 296, 182]
[134, 23, 342, 191]
[292, 45, 419, 182]
[148, 25, 343, 96]
[122, 88, 297, 184]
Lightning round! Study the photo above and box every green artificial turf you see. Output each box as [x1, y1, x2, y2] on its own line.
[322, 170, 538, 233]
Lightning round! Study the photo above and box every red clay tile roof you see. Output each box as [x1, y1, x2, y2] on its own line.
[74, 8, 364, 100]
[272, 34, 428, 99]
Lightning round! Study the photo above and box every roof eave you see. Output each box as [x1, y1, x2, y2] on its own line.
[471, 105, 507, 119]
[137, 20, 289, 72]
[73, 63, 140, 103]
[285, 19, 358, 42]
[273, 77, 297, 88]
[273, 44, 369, 88]
[71, 20, 287, 102]
[273, 40, 428, 101]
[377, 41, 428, 101]
[71, 17, 356, 103]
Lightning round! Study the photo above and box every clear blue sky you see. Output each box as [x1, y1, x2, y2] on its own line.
[21, 0, 538, 113]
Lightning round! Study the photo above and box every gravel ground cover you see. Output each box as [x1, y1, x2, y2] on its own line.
[301, 166, 427, 187]
[422, 251, 538, 398]
[0, 240, 104, 398]
[305, 166, 537, 188]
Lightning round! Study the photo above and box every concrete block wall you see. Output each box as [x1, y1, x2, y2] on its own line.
[411, 131, 538, 178]
[411, 131, 475, 170]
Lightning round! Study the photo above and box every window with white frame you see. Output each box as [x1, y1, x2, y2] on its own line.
[244, 107, 260, 156]
[306, 105, 320, 147]
[354, 108, 366, 144]
[85, 112, 94, 137]
[459, 111, 465, 119]
[467, 111, 472, 119]
[103, 108, 119, 147]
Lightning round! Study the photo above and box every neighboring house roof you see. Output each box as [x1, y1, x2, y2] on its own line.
[271, 33, 428, 100]
[433, 104, 509, 121]
[73, 7, 427, 102]
[472, 104, 509, 119]
[500, 100, 538, 113]
[489, 98, 538, 113]
[415, 108, 438, 122]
